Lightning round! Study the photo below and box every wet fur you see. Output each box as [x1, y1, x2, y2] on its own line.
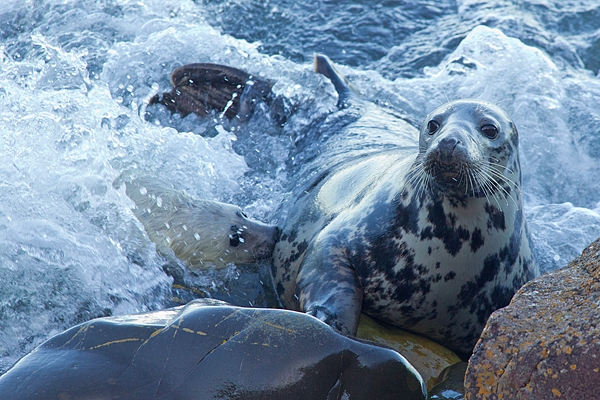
[121, 178, 278, 267]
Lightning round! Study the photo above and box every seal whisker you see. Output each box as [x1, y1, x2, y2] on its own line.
[484, 162, 516, 178]
[441, 87, 451, 104]
[457, 166, 467, 194]
[487, 161, 516, 176]
[479, 164, 520, 197]
[466, 168, 477, 198]
[481, 165, 518, 189]
[405, 162, 421, 189]
[475, 170, 501, 208]
[470, 167, 491, 203]
[406, 158, 433, 202]
[476, 166, 518, 208]
[416, 170, 430, 201]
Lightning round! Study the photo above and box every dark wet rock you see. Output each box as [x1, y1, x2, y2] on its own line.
[465, 237, 600, 399]
[0, 299, 426, 400]
[148, 63, 270, 120]
[428, 362, 466, 399]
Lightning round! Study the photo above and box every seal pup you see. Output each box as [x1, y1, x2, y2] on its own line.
[120, 177, 279, 267]
[272, 55, 538, 358]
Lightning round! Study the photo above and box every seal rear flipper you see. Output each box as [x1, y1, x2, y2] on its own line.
[314, 54, 354, 109]
[149, 63, 273, 121]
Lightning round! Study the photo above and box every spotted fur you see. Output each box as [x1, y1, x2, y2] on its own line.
[272, 55, 538, 358]
[121, 177, 279, 267]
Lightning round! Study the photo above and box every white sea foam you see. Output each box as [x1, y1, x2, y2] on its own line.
[0, 0, 599, 372]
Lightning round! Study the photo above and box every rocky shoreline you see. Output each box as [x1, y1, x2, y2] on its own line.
[465, 237, 600, 399]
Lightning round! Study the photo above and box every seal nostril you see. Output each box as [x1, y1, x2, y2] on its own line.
[438, 137, 460, 161]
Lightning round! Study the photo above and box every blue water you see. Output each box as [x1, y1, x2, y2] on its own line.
[1, 0, 599, 372]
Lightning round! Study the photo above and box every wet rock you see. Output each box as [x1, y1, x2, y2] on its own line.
[357, 314, 462, 390]
[465, 237, 600, 399]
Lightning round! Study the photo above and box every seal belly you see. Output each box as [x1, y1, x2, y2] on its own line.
[355, 193, 535, 356]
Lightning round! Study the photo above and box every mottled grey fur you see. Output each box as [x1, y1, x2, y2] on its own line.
[273, 55, 538, 357]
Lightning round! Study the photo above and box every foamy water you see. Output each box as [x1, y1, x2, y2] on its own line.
[0, 0, 599, 371]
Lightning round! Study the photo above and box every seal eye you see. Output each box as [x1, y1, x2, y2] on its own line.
[229, 225, 244, 247]
[427, 120, 440, 134]
[229, 234, 241, 247]
[481, 124, 499, 139]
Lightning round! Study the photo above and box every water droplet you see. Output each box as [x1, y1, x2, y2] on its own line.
[139, 186, 147, 195]
[194, 233, 201, 241]
[156, 197, 163, 207]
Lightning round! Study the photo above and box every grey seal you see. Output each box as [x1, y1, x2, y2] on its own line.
[148, 55, 539, 358]
[120, 177, 279, 267]
[272, 55, 539, 358]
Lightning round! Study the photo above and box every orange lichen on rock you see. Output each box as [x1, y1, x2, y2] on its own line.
[465, 238, 600, 399]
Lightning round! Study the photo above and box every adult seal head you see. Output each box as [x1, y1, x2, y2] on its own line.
[272, 55, 539, 358]
[117, 176, 279, 267]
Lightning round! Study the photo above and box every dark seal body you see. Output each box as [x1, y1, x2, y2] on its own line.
[0, 300, 426, 400]
[273, 56, 539, 358]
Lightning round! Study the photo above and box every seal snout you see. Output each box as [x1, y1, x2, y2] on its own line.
[247, 224, 280, 261]
[426, 134, 469, 170]
[436, 137, 461, 163]
[422, 131, 477, 192]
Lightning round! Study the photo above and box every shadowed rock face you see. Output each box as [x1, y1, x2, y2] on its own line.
[465, 237, 600, 400]
[148, 63, 289, 126]
[148, 63, 271, 120]
[0, 300, 426, 400]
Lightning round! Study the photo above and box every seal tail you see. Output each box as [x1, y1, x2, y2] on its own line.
[314, 54, 354, 109]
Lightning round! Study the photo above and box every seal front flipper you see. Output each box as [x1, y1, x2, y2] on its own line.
[149, 63, 274, 121]
[296, 238, 363, 336]
[314, 54, 354, 109]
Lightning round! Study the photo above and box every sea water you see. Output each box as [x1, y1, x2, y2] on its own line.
[0, 0, 599, 372]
